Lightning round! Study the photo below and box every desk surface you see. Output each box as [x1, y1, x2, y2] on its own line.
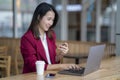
[0, 56, 120, 80]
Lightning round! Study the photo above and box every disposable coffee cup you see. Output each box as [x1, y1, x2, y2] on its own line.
[35, 61, 45, 75]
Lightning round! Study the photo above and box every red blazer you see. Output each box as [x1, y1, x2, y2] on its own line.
[20, 30, 59, 73]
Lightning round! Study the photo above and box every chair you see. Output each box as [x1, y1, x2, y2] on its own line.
[0, 55, 11, 77]
[14, 47, 23, 75]
[0, 46, 8, 55]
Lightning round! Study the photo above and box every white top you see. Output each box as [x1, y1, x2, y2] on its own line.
[40, 33, 51, 64]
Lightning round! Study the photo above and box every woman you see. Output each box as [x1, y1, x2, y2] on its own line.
[20, 2, 79, 73]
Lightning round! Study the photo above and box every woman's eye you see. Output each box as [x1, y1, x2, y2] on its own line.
[47, 18, 50, 20]
[48, 18, 54, 22]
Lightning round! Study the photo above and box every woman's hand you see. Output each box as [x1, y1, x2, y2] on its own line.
[60, 64, 80, 70]
[56, 42, 69, 62]
[47, 64, 80, 71]
[58, 42, 69, 55]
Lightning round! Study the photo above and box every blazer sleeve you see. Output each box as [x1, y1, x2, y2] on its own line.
[21, 36, 38, 72]
[52, 30, 60, 63]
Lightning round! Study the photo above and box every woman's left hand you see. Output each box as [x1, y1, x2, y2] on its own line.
[58, 42, 69, 55]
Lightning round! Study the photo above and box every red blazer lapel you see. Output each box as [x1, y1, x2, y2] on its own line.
[36, 39, 48, 63]
[35, 34, 56, 64]
[46, 35, 56, 64]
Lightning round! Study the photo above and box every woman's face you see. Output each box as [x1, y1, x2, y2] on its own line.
[39, 10, 55, 32]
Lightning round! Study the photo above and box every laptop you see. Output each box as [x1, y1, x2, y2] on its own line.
[58, 44, 106, 76]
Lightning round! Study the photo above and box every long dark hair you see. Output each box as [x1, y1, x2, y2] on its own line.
[28, 2, 59, 39]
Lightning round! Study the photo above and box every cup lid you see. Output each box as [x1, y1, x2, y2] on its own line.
[35, 61, 45, 64]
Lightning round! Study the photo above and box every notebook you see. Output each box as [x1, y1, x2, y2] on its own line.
[58, 44, 106, 76]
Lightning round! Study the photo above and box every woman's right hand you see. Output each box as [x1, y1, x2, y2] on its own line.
[47, 63, 80, 71]
[60, 64, 80, 70]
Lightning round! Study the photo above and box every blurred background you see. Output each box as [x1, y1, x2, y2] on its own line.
[0, 0, 117, 42]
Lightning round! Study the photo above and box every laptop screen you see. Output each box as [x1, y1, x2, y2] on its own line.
[84, 44, 106, 75]
[58, 44, 106, 76]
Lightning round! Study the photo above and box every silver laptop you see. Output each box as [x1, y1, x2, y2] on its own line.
[58, 44, 106, 76]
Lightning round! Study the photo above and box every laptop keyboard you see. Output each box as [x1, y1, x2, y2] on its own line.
[58, 67, 85, 76]
[67, 67, 85, 73]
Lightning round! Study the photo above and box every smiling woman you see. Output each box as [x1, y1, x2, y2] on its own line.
[20, 2, 80, 74]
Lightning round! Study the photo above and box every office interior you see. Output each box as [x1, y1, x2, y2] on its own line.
[0, 0, 120, 78]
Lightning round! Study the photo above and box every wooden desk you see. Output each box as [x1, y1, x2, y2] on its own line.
[96, 74, 120, 80]
[64, 54, 88, 64]
[0, 56, 120, 80]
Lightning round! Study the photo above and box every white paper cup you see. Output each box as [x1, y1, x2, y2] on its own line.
[35, 61, 45, 75]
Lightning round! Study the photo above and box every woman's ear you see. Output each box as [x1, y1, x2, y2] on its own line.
[37, 15, 40, 21]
